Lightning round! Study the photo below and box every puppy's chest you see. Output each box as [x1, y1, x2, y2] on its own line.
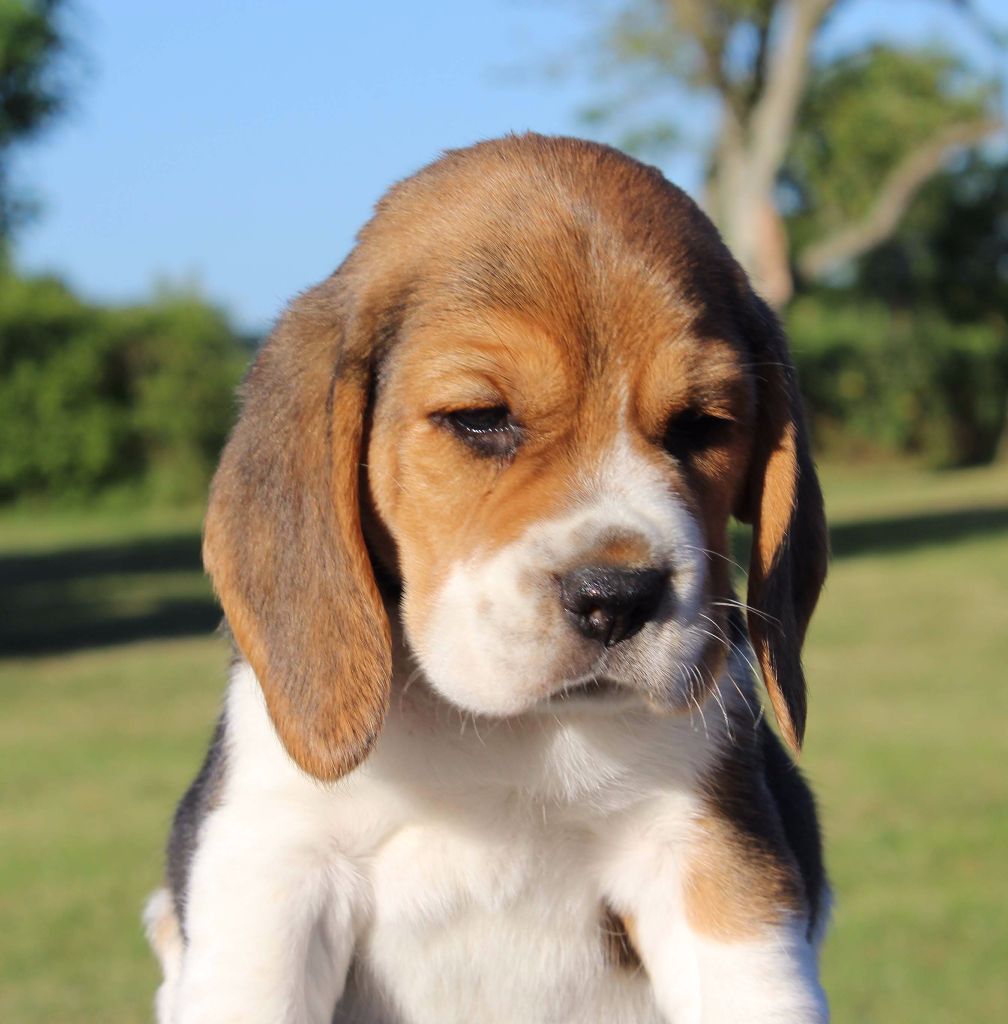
[346, 812, 661, 1024]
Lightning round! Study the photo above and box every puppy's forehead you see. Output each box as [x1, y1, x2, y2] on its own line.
[362, 136, 754, 429]
[360, 134, 744, 332]
[393, 222, 736, 393]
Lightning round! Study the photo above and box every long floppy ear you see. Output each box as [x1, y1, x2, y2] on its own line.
[203, 274, 392, 781]
[735, 296, 828, 755]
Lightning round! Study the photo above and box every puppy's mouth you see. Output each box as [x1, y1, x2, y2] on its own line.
[546, 677, 625, 704]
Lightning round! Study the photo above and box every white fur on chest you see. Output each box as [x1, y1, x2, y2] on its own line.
[352, 817, 660, 1024]
[220, 662, 711, 1024]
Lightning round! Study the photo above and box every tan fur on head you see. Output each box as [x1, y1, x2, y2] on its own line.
[203, 133, 826, 779]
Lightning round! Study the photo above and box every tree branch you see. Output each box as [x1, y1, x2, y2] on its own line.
[744, 1, 779, 116]
[747, 0, 837, 195]
[669, 1, 731, 97]
[797, 117, 1005, 280]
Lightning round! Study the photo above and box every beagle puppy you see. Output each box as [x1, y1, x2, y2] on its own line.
[145, 133, 830, 1024]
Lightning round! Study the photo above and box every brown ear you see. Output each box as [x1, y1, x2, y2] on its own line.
[735, 297, 828, 754]
[203, 274, 392, 781]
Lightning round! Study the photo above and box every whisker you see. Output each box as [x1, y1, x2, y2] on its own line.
[676, 665, 697, 731]
[683, 545, 749, 577]
[711, 597, 782, 628]
[686, 664, 713, 742]
[692, 628, 732, 659]
[696, 611, 760, 681]
[689, 686, 709, 739]
[695, 614, 731, 650]
[699, 614, 731, 654]
[695, 612, 763, 727]
[725, 668, 760, 727]
[708, 671, 736, 746]
[398, 666, 424, 714]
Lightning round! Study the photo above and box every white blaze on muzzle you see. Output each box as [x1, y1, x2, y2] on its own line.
[412, 437, 709, 716]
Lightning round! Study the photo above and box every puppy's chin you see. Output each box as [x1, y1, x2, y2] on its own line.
[418, 652, 603, 719]
[422, 671, 646, 720]
[540, 676, 650, 715]
[422, 674, 542, 718]
[418, 644, 673, 719]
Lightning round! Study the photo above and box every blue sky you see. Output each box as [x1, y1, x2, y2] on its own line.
[12, 0, 1006, 333]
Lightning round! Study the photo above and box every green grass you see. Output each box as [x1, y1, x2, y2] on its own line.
[1, 465, 1006, 1022]
[804, 465, 1008, 1020]
[0, 504, 221, 1023]
[0, 640, 224, 1023]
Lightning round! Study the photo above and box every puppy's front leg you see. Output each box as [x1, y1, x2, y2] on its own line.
[629, 902, 827, 1023]
[684, 923, 828, 1024]
[173, 802, 362, 1024]
[606, 816, 828, 1023]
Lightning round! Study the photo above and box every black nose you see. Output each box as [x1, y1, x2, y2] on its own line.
[559, 566, 668, 647]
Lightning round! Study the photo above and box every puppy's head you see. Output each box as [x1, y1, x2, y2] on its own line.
[204, 135, 827, 781]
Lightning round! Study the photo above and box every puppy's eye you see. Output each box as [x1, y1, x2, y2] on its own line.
[437, 406, 521, 458]
[663, 408, 733, 459]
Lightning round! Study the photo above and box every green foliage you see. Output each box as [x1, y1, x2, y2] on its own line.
[788, 296, 1008, 466]
[581, 0, 776, 158]
[854, 153, 1008, 323]
[579, 1, 1002, 273]
[0, 0, 72, 236]
[0, 272, 248, 503]
[792, 152, 1008, 467]
[109, 291, 250, 501]
[784, 44, 997, 253]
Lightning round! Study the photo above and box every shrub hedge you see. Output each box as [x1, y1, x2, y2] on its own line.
[2, 272, 1005, 505]
[788, 297, 1008, 466]
[0, 273, 249, 502]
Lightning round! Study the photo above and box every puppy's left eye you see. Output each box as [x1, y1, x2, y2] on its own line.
[663, 408, 733, 459]
[437, 406, 521, 458]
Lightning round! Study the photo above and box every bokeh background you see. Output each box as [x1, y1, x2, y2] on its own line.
[1, 1, 1006, 1020]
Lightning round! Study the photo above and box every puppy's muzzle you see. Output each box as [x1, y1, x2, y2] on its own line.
[559, 566, 669, 647]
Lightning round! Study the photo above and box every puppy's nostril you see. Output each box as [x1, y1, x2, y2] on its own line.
[559, 566, 669, 647]
[585, 606, 614, 636]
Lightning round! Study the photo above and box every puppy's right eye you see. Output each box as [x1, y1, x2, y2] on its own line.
[436, 406, 521, 458]
[662, 408, 734, 461]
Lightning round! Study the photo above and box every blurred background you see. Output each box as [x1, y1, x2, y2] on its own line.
[1, 1, 1005, 1020]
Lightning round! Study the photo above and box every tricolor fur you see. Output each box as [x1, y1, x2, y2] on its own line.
[146, 134, 831, 1023]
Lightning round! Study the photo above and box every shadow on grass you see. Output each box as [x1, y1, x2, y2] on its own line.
[829, 505, 1008, 559]
[0, 531, 221, 657]
[2, 504, 1006, 657]
[731, 504, 1008, 578]
[1, 533, 204, 586]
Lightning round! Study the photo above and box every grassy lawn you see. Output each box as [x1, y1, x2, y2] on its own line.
[1, 464, 1006, 1022]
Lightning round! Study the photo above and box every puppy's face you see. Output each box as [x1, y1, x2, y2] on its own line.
[367, 245, 754, 718]
[204, 135, 826, 781]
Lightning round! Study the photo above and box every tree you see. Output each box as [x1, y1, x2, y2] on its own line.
[852, 151, 1008, 463]
[853, 151, 1008, 322]
[582, 0, 1005, 306]
[0, 0, 71, 242]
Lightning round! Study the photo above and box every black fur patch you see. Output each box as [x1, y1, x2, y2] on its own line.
[166, 711, 229, 941]
[600, 905, 642, 972]
[760, 722, 826, 933]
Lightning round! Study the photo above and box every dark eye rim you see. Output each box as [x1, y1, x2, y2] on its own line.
[433, 405, 522, 457]
[662, 408, 736, 455]
[441, 405, 511, 433]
